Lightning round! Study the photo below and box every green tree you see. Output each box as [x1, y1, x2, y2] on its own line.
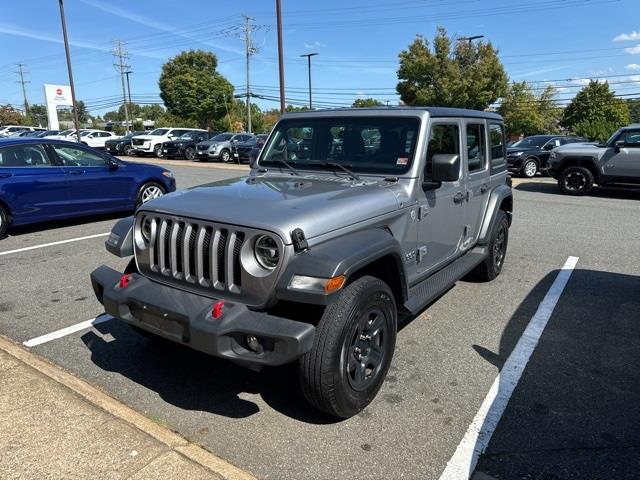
[159, 50, 234, 129]
[24, 104, 48, 127]
[562, 81, 629, 131]
[627, 99, 640, 123]
[352, 98, 384, 107]
[154, 111, 198, 129]
[397, 27, 508, 110]
[140, 104, 165, 120]
[0, 105, 22, 125]
[498, 82, 561, 136]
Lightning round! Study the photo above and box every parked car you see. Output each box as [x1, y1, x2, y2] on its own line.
[0, 137, 176, 238]
[507, 135, 588, 177]
[194, 132, 254, 162]
[161, 130, 213, 160]
[104, 131, 145, 156]
[79, 129, 120, 149]
[90, 107, 513, 418]
[131, 128, 207, 157]
[34, 130, 60, 138]
[16, 130, 44, 137]
[233, 134, 268, 164]
[0, 126, 44, 137]
[547, 125, 640, 195]
[46, 129, 85, 141]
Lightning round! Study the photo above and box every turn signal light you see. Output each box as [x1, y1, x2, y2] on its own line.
[212, 300, 225, 319]
[325, 275, 346, 293]
[118, 273, 132, 289]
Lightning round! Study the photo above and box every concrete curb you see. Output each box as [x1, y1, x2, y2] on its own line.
[119, 156, 250, 172]
[0, 334, 257, 480]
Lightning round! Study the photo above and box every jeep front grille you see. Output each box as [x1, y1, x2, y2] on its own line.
[144, 216, 246, 293]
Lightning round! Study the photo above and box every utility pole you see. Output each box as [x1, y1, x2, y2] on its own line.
[275, 0, 285, 114]
[113, 39, 131, 134]
[299, 53, 318, 110]
[58, 0, 81, 142]
[243, 15, 255, 133]
[15, 64, 30, 117]
[124, 71, 133, 107]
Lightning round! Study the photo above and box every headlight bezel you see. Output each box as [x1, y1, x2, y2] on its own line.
[254, 234, 280, 270]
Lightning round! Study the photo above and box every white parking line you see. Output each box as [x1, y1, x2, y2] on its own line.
[0, 232, 109, 257]
[439, 256, 579, 480]
[23, 315, 113, 348]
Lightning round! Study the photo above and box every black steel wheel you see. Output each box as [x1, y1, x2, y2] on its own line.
[558, 165, 594, 196]
[299, 275, 397, 418]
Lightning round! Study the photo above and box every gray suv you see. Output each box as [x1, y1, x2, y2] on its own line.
[195, 132, 254, 162]
[548, 125, 640, 195]
[91, 107, 513, 418]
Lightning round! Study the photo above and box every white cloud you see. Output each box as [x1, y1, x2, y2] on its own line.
[629, 75, 640, 84]
[614, 31, 640, 42]
[0, 21, 108, 52]
[626, 63, 640, 71]
[568, 78, 591, 86]
[624, 44, 640, 55]
[303, 40, 326, 49]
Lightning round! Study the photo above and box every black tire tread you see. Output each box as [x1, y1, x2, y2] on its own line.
[471, 210, 509, 282]
[300, 275, 395, 417]
[0, 205, 8, 238]
[558, 165, 594, 196]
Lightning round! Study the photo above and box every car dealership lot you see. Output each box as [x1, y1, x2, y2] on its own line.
[1, 164, 639, 479]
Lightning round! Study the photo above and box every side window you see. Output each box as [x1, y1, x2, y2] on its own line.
[489, 123, 506, 173]
[426, 123, 460, 178]
[51, 145, 107, 167]
[623, 130, 640, 146]
[0, 144, 50, 167]
[466, 123, 486, 172]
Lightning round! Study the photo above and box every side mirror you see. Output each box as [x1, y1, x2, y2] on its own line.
[108, 158, 119, 170]
[431, 153, 460, 182]
[544, 143, 555, 151]
[614, 140, 625, 150]
[249, 155, 258, 169]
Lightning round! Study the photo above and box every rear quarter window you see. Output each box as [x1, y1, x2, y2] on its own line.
[489, 123, 507, 174]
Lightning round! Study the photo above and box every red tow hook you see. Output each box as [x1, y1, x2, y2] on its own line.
[212, 300, 225, 319]
[118, 273, 133, 289]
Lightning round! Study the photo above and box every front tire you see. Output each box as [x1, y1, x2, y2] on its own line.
[299, 276, 397, 418]
[184, 147, 196, 160]
[521, 158, 538, 178]
[124, 145, 135, 156]
[136, 182, 165, 207]
[154, 144, 163, 158]
[558, 166, 594, 196]
[220, 149, 231, 162]
[471, 210, 509, 282]
[0, 205, 9, 238]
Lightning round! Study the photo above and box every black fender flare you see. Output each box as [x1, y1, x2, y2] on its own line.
[478, 185, 513, 246]
[276, 228, 407, 305]
[105, 216, 134, 257]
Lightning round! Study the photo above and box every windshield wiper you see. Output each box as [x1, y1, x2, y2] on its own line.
[274, 158, 300, 176]
[326, 162, 361, 181]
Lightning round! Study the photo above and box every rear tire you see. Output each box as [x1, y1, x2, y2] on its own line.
[558, 165, 594, 196]
[184, 147, 196, 160]
[154, 144, 163, 158]
[124, 145, 135, 156]
[471, 210, 509, 282]
[299, 276, 397, 418]
[0, 205, 9, 238]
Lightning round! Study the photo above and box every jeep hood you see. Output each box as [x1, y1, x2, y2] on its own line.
[140, 175, 401, 243]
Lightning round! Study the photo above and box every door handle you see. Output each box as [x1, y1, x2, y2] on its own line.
[67, 170, 85, 175]
[480, 184, 489, 194]
[453, 191, 465, 204]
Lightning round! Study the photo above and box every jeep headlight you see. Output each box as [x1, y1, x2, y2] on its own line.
[254, 235, 279, 269]
[140, 216, 152, 242]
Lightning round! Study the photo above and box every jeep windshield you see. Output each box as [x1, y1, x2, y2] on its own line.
[260, 116, 420, 175]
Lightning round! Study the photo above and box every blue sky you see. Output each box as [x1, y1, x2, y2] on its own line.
[0, 0, 639, 116]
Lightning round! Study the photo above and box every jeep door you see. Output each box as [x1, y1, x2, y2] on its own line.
[463, 120, 491, 246]
[416, 119, 466, 276]
[608, 128, 640, 181]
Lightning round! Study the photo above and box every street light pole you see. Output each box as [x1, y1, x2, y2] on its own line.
[459, 34, 484, 46]
[58, 0, 81, 142]
[300, 53, 318, 110]
[275, 0, 285, 114]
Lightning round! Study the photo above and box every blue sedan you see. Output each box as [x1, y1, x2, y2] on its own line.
[0, 138, 176, 237]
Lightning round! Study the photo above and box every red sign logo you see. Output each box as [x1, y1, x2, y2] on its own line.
[56, 88, 63, 95]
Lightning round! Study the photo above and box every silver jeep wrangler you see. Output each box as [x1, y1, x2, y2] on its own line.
[91, 107, 513, 418]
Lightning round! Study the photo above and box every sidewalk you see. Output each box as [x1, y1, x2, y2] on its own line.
[0, 336, 256, 480]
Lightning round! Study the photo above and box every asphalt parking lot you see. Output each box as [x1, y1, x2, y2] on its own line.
[1, 162, 639, 480]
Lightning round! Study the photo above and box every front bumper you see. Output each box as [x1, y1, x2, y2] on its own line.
[90, 265, 315, 367]
[161, 146, 184, 157]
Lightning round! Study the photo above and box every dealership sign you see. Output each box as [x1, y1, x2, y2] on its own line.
[43, 84, 73, 130]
